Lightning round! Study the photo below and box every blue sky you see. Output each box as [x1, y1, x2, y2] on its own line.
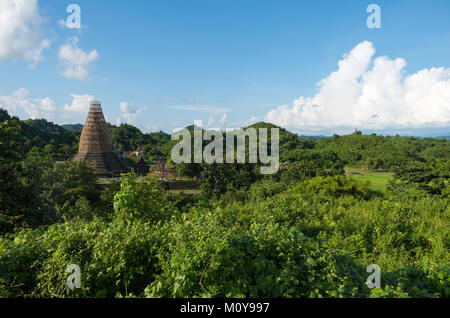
[0, 0, 449, 136]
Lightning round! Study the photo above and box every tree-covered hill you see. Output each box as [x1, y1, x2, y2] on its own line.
[0, 108, 449, 298]
[110, 123, 171, 160]
[3, 106, 447, 171]
[61, 124, 83, 132]
[0, 109, 80, 160]
[0, 109, 172, 162]
[315, 134, 449, 170]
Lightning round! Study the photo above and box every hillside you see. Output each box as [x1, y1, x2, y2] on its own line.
[1, 107, 449, 298]
[61, 124, 83, 132]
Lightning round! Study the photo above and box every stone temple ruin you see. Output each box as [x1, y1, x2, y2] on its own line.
[74, 101, 130, 177]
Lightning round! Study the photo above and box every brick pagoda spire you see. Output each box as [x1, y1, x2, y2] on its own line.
[74, 101, 129, 177]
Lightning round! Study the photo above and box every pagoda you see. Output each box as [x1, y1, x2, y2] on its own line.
[74, 101, 129, 177]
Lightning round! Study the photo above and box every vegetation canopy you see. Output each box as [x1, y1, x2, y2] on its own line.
[0, 109, 448, 298]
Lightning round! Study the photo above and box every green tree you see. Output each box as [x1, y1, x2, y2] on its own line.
[393, 159, 450, 196]
[113, 173, 175, 223]
[38, 160, 100, 222]
[0, 120, 31, 233]
[110, 124, 144, 151]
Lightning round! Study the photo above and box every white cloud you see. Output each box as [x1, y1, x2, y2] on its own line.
[0, 89, 95, 123]
[0, 88, 58, 121]
[265, 41, 450, 134]
[25, 96, 58, 119]
[244, 116, 259, 126]
[206, 113, 228, 129]
[0, 0, 50, 65]
[57, 19, 66, 28]
[120, 102, 137, 114]
[118, 102, 148, 127]
[63, 94, 94, 112]
[119, 101, 137, 124]
[58, 37, 99, 80]
[219, 113, 228, 124]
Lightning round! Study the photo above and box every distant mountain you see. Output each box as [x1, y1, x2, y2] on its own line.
[298, 135, 329, 141]
[61, 124, 83, 132]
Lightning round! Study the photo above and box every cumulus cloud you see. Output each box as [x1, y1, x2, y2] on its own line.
[120, 102, 137, 114]
[0, 89, 94, 123]
[219, 113, 228, 124]
[58, 37, 99, 80]
[63, 94, 94, 112]
[118, 102, 148, 127]
[244, 116, 259, 126]
[0, 0, 50, 65]
[119, 101, 138, 124]
[207, 113, 228, 129]
[0, 88, 58, 121]
[265, 41, 450, 134]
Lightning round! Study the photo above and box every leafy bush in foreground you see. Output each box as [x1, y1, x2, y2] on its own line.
[146, 209, 354, 298]
[0, 174, 448, 298]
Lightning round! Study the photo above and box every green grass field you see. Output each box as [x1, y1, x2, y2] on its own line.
[169, 189, 202, 194]
[345, 167, 394, 193]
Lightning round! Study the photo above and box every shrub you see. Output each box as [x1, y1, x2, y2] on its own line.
[291, 175, 376, 200]
[145, 207, 355, 298]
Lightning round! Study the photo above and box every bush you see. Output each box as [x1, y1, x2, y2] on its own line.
[113, 173, 177, 224]
[249, 179, 287, 200]
[1, 171, 448, 298]
[291, 175, 377, 200]
[145, 208, 353, 298]
[0, 220, 164, 298]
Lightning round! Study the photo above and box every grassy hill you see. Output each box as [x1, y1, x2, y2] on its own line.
[61, 124, 83, 132]
[345, 167, 394, 192]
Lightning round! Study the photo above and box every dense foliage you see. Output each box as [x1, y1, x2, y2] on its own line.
[0, 109, 448, 298]
[0, 174, 448, 298]
[315, 134, 449, 170]
[110, 123, 171, 161]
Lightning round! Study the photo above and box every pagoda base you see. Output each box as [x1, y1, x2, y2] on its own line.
[74, 151, 130, 178]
